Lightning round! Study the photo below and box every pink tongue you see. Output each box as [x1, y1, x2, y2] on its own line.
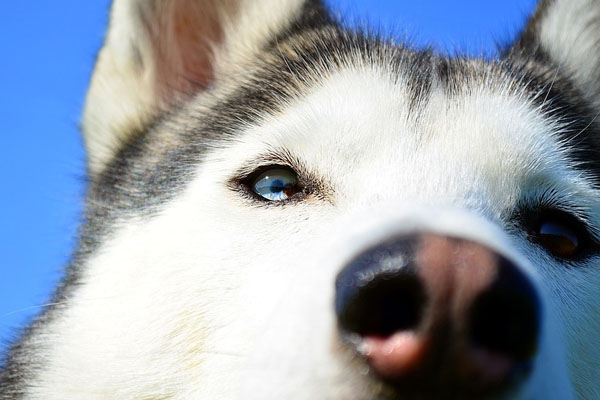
[360, 332, 426, 379]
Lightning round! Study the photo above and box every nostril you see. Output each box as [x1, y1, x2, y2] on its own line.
[469, 257, 541, 361]
[335, 236, 425, 337]
[337, 270, 427, 337]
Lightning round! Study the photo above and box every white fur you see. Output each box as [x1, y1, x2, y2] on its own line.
[28, 65, 600, 398]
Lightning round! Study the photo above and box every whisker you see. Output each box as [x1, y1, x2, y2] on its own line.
[1, 302, 70, 318]
[1, 296, 117, 319]
[561, 109, 600, 148]
[541, 63, 561, 108]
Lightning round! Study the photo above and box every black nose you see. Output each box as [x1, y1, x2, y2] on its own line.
[335, 236, 426, 337]
[335, 233, 542, 397]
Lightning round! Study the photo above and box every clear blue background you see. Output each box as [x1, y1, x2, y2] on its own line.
[0, 0, 537, 346]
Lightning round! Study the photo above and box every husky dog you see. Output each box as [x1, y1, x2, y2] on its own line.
[2, 0, 600, 398]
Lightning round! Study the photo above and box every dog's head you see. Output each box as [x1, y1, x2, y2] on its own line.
[6, 1, 599, 399]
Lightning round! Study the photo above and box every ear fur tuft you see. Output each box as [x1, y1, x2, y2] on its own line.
[82, 0, 311, 176]
[510, 0, 600, 110]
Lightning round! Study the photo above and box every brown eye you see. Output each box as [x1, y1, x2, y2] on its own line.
[537, 220, 580, 257]
[519, 204, 600, 261]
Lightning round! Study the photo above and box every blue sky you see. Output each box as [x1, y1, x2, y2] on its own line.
[0, 0, 537, 346]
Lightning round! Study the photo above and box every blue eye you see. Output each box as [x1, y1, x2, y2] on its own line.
[252, 168, 300, 201]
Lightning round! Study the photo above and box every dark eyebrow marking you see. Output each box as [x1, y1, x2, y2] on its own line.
[501, 55, 600, 187]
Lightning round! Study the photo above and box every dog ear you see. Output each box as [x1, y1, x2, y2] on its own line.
[508, 0, 600, 109]
[83, 0, 323, 176]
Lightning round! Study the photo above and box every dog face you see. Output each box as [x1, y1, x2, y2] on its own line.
[2, 1, 599, 399]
